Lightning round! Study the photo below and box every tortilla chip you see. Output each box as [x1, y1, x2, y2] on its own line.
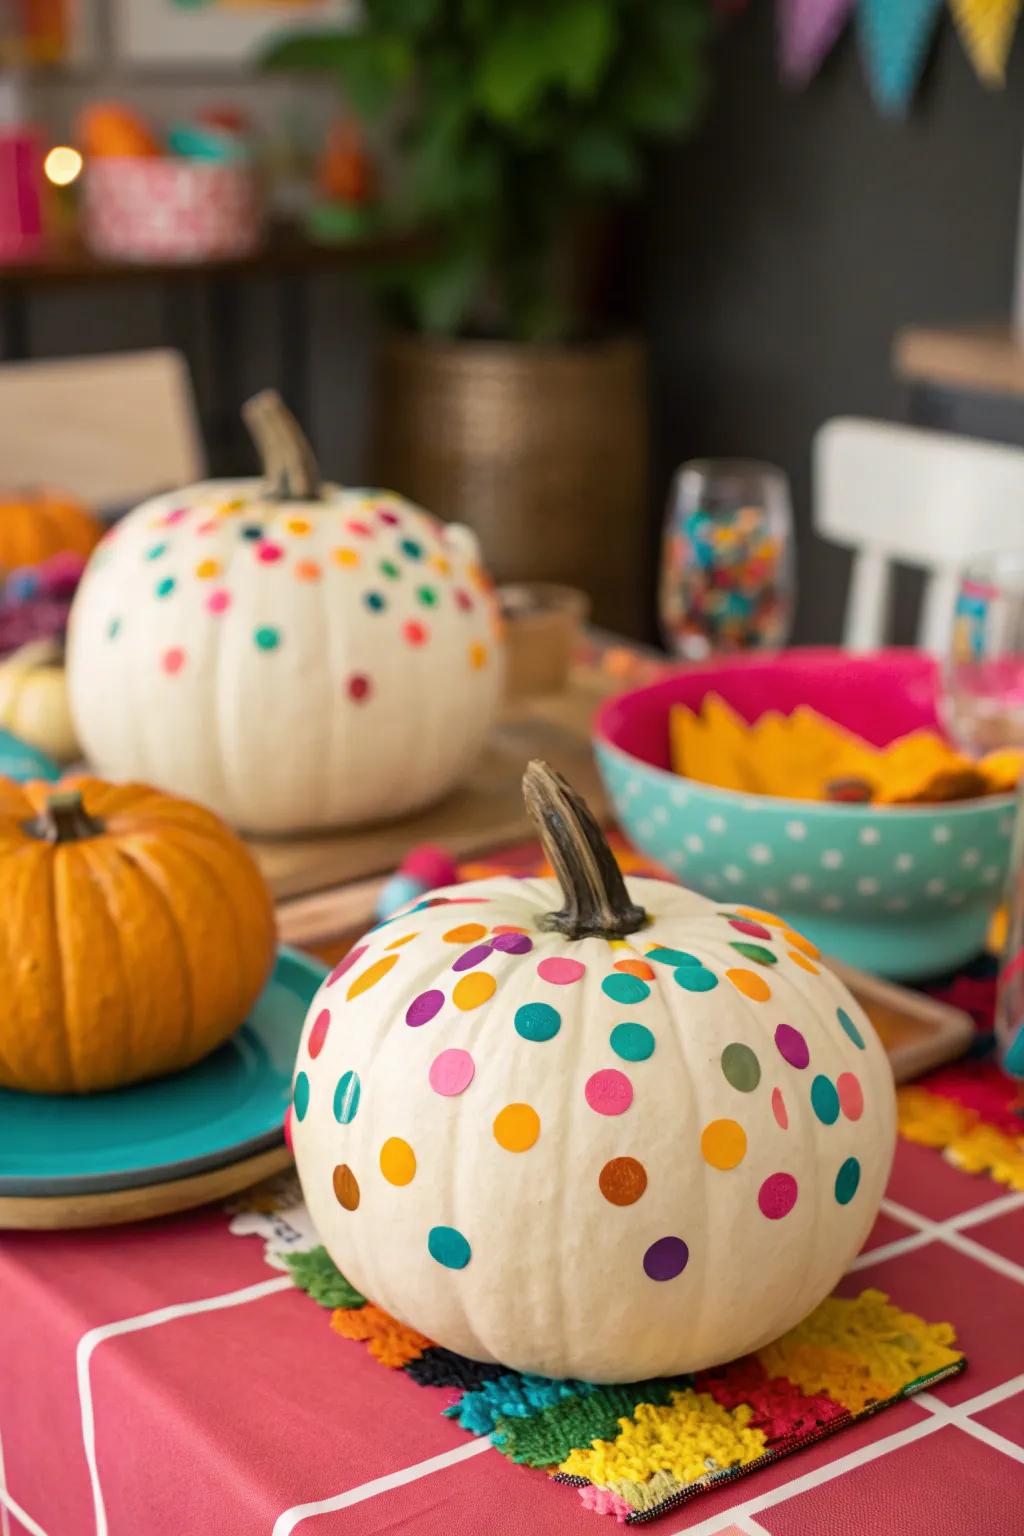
[979, 749, 1024, 795]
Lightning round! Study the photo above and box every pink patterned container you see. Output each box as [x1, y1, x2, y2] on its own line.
[83, 157, 262, 263]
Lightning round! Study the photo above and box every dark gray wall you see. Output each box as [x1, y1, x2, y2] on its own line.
[645, 5, 1024, 643]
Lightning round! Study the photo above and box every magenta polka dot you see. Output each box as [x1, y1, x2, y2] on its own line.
[585, 1069, 633, 1116]
[729, 918, 772, 940]
[492, 932, 533, 955]
[308, 1008, 331, 1059]
[758, 1172, 798, 1219]
[378, 509, 400, 526]
[837, 1071, 864, 1121]
[455, 589, 473, 612]
[429, 1048, 475, 1097]
[538, 957, 586, 985]
[452, 943, 493, 972]
[348, 674, 371, 702]
[327, 945, 367, 987]
[257, 542, 284, 563]
[774, 1024, 810, 1070]
[406, 989, 444, 1027]
[206, 588, 231, 614]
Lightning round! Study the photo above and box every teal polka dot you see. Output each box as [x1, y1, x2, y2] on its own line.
[648, 947, 701, 967]
[365, 591, 386, 612]
[514, 1002, 561, 1042]
[107, 618, 121, 640]
[293, 1071, 310, 1121]
[835, 1156, 861, 1204]
[811, 1074, 840, 1125]
[379, 559, 401, 579]
[146, 542, 167, 561]
[401, 538, 423, 560]
[155, 576, 176, 598]
[333, 1069, 361, 1124]
[417, 586, 437, 607]
[610, 1022, 655, 1061]
[675, 965, 718, 992]
[241, 524, 263, 540]
[729, 941, 777, 966]
[254, 626, 280, 651]
[837, 1007, 865, 1050]
[601, 973, 651, 1005]
[428, 1224, 471, 1269]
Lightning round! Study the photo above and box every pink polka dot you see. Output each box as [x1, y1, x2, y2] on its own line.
[283, 1103, 293, 1152]
[537, 957, 586, 985]
[308, 1008, 331, 1059]
[429, 1048, 475, 1097]
[758, 1172, 798, 1219]
[257, 542, 284, 563]
[837, 1071, 864, 1121]
[729, 918, 772, 940]
[347, 519, 373, 537]
[197, 519, 218, 535]
[164, 507, 188, 525]
[348, 674, 371, 702]
[162, 647, 185, 675]
[455, 590, 473, 612]
[585, 1069, 633, 1116]
[404, 620, 428, 646]
[326, 945, 367, 987]
[206, 588, 231, 614]
[771, 1087, 789, 1129]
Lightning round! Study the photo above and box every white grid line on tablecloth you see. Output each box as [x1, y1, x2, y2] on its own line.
[0, 1423, 11, 1536]
[849, 1189, 1024, 1272]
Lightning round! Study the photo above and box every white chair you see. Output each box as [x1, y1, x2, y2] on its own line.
[813, 417, 1024, 655]
[0, 348, 205, 514]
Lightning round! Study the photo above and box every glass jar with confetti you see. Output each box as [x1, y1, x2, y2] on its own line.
[659, 459, 794, 660]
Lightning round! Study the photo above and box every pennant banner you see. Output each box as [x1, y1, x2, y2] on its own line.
[777, 0, 858, 85]
[951, 0, 1023, 84]
[859, 0, 945, 113]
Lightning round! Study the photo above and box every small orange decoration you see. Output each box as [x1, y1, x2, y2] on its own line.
[725, 968, 772, 1002]
[598, 1156, 648, 1205]
[78, 102, 160, 159]
[0, 491, 102, 569]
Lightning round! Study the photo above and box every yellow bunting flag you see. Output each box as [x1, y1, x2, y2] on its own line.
[951, 0, 1023, 85]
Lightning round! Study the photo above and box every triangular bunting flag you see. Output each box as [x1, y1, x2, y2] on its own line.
[777, 0, 858, 86]
[859, 0, 946, 114]
[951, 0, 1023, 85]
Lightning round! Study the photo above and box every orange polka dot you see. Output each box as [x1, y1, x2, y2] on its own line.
[333, 1164, 360, 1210]
[285, 516, 311, 535]
[453, 971, 496, 1010]
[736, 907, 786, 928]
[386, 932, 418, 950]
[379, 1138, 416, 1186]
[614, 958, 655, 980]
[195, 558, 220, 579]
[468, 563, 490, 593]
[347, 953, 399, 1000]
[468, 641, 487, 670]
[598, 1156, 648, 1205]
[725, 967, 772, 1002]
[700, 1118, 748, 1170]
[430, 554, 451, 576]
[783, 928, 820, 958]
[295, 559, 321, 582]
[332, 546, 360, 567]
[493, 1103, 540, 1152]
[443, 923, 488, 944]
[492, 924, 528, 936]
[788, 950, 820, 974]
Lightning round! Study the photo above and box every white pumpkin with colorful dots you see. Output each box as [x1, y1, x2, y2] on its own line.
[290, 761, 897, 1383]
[65, 391, 504, 834]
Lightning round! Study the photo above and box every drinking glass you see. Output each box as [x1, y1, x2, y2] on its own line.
[659, 459, 794, 660]
[945, 555, 1024, 754]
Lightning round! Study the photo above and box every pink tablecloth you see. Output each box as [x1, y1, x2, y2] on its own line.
[1, 1137, 1022, 1536]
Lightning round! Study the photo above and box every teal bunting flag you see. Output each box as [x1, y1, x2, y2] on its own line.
[859, 0, 946, 113]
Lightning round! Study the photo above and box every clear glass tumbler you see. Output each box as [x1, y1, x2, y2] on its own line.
[659, 459, 795, 660]
[946, 555, 1024, 754]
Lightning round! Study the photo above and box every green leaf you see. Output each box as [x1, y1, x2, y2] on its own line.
[364, 0, 442, 31]
[477, 0, 617, 124]
[564, 124, 642, 193]
[262, 30, 414, 118]
[284, 1247, 366, 1309]
[396, 239, 491, 334]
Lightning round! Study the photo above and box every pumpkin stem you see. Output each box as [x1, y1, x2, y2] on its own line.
[242, 389, 323, 502]
[523, 760, 647, 940]
[25, 789, 105, 844]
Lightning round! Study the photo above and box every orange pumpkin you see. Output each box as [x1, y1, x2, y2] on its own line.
[0, 491, 103, 570]
[78, 104, 161, 160]
[0, 778, 276, 1094]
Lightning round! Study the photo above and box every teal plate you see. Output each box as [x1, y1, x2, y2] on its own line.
[0, 946, 326, 1198]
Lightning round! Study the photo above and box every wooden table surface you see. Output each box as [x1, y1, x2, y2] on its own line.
[894, 322, 1024, 399]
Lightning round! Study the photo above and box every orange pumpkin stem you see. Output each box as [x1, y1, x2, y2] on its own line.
[25, 789, 105, 844]
[242, 389, 323, 502]
[523, 759, 647, 940]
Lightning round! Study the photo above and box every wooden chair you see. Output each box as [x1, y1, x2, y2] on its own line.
[813, 417, 1024, 655]
[0, 348, 205, 514]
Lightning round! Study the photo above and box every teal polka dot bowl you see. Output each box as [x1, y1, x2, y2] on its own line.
[594, 649, 1014, 980]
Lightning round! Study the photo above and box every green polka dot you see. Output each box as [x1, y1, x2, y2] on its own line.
[674, 965, 718, 992]
[811, 1074, 840, 1125]
[835, 1156, 861, 1205]
[514, 1002, 561, 1042]
[145, 542, 167, 561]
[401, 538, 423, 560]
[254, 626, 280, 651]
[155, 576, 176, 598]
[729, 941, 777, 966]
[417, 586, 437, 607]
[610, 1022, 655, 1061]
[837, 1007, 865, 1050]
[365, 591, 386, 612]
[293, 1071, 310, 1121]
[428, 1224, 471, 1269]
[379, 559, 401, 579]
[721, 1042, 760, 1092]
[601, 973, 651, 1005]
[648, 947, 701, 966]
[107, 618, 121, 640]
[333, 1070, 361, 1124]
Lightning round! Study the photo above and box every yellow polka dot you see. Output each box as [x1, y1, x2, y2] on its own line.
[430, 554, 451, 576]
[725, 967, 772, 1002]
[493, 1103, 540, 1152]
[386, 932, 419, 950]
[607, 938, 630, 951]
[195, 558, 220, 579]
[443, 923, 487, 944]
[736, 907, 786, 928]
[453, 971, 496, 1010]
[782, 928, 820, 958]
[346, 953, 399, 1000]
[285, 516, 311, 535]
[380, 1137, 416, 1186]
[469, 642, 488, 670]
[700, 1118, 747, 1170]
[788, 950, 820, 974]
[332, 546, 360, 568]
[217, 497, 245, 515]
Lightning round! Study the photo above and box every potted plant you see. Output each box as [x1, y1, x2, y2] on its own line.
[265, 1, 708, 632]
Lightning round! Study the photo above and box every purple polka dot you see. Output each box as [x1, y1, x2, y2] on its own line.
[758, 1172, 798, 1220]
[729, 918, 772, 940]
[406, 989, 444, 1027]
[429, 1048, 475, 1096]
[643, 1236, 689, 1281]
[452, 943, 493, 972]
[327, 945, 367, 987]
[585, 1069, 633, 1116]
[492, 932, 533, 954]
[538, 957, 586, 985]
[774, 1023, 810, 1070]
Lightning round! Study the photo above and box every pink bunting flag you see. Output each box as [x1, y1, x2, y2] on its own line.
[777, 0, 858, 86]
